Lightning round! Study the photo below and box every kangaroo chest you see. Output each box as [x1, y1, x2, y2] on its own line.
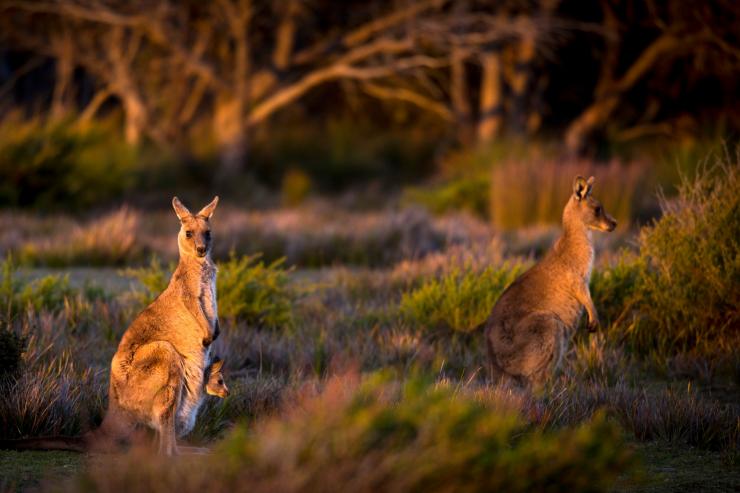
[199, 267, 218, 330]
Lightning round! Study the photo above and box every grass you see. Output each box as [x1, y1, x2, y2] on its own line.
[0, 450, 83, 492]
[0, 152, 737, 491]
[400, 262, 525, 333]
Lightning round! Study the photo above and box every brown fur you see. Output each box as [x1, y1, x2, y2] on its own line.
[205, 357, 229, 399]
[2, 197, 221, 455]
[484, 176, 616, 388]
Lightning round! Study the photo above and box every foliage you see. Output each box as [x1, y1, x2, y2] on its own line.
[124, 253, 294, 330]
[217, 253, 294, 329]
[0, 256, 76, 316]
[121, 256, 172, 305]
[590, 252, 644, 329]
[400, 263, 524, 333]
[281, 168, 312, 207]
[18, 207, 141, 267]
[403, 173, 489, 218]
[0, 118, 139, 211]
[0, 353, 103, 439]
[71, 373, 635, 493]
[630, 158, 740, 354]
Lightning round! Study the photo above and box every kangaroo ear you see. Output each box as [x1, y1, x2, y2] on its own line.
[211, 358, 224, 373]
[573, 176, 590, 201]
[197, 196, 219, 219]
[172, 196, 192, 220]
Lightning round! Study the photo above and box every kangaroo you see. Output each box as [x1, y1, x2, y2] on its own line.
[484, 176, 616, 388]
[204, 357, 230, 399]
[0, 196, 221, 455]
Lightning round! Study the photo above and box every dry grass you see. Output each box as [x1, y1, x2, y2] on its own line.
[490, 158, 646, 229]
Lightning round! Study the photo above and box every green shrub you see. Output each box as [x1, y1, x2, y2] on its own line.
[122, 256, 172, 305]
[403, 174, 489, 218]
[71, 373, 634, 492]
[590, 252, 644, 328]
[400, 263, 525, 333]
[630, 159, 740, 354]
[218, 254, 294, 329]
[0, 256, 76, 315]
[0, 118, 139, 210]
[281, 168, 312, 207]
[124, 254, 294, 330]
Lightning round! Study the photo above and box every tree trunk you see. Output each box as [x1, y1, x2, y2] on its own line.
[122, 94, 147, 145]
[564, 95, 619, 153]
[214, 96, 248, 179]
[477, 51, 503, 142]
[507, 30, 536, 134]
[51, 34, 74, 120]
[450, 46, 473, 145]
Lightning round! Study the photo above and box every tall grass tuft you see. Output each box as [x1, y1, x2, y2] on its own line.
[19, 207, 141, 267]
[490, 158, 644, 229]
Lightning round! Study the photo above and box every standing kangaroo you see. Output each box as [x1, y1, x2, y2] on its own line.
[1, 197, 220, 455]
[484, 176, 616, 388]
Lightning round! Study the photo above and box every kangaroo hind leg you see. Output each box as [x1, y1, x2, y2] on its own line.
[503, 313, 565, 389]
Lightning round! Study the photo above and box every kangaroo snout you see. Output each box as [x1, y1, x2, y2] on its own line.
[196, 246, 207, 256]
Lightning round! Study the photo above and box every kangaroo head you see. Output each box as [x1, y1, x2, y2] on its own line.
[565, 176, 617, 233]
[205, 357, 229, 398]
[172, 196, 219, 259]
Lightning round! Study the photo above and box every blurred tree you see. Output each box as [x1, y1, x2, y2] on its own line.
[564, 0, 740, 153]
[0, 0, 737, 169]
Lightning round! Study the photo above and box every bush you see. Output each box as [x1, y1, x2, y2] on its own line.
[403, 174, 489, 219]
[590, 252, 644, 329]
[630, 158, 740, 354]
[218, 254, 294, 329]
[72, 373, 634, 493]
[0, 118, 139, 210]
[0, 256, 76, 316]
[400, 263, 525, 333]
[125, 253, 294, 330]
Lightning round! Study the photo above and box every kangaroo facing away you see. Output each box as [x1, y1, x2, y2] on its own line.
[1, 196, 221, 455]
[484, 176, 616, 388]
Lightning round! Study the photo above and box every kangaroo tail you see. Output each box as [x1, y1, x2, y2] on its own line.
[0, 434, 89, 452]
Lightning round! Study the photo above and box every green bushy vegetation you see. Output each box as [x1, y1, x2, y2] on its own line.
[0, 118, 140, 210]
[1, 257, 76, 315]
[400, 263, 525, 333]
[125, 253, 294, 329]
[218, 254, 294, 329]
[630, 160, 739, 355]
[403, 174, 489, 218]
[71, 373, 634, 493]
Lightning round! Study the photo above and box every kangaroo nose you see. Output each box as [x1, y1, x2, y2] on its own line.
[196, 246, 206, 256]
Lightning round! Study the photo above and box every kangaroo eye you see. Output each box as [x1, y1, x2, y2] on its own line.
[185, 231, 193, 238]
[218, 379, 223, 385]
[595, 206, 602, 216]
